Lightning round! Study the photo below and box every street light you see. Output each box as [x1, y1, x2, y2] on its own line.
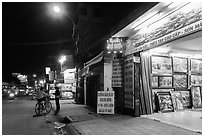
[53, 5, 61, 13]
[49, 3, 77, 39]
[33, 74, 36, 77]
[59, 55, 66, 72]
[48, 3, 80, 102]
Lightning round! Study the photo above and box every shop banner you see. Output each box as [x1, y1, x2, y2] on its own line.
[97, 91, 114, 114]
[112, 59, 123, 87]
[125, 2, 202, 56]
[126, 20, 202, 55]
[142, 20, 202, 51]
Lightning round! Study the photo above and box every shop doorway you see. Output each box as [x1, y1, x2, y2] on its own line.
[86, 75, 100, 109]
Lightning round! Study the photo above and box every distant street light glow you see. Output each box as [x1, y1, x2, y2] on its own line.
[59, 55, 66, 72]
[59, 55, 66, 64]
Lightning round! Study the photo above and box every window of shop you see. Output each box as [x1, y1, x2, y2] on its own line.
[148, 31, 202, 113]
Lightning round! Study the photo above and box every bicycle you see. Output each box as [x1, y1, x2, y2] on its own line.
[35, 96, 52, 115]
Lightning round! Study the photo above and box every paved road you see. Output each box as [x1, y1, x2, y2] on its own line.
[2, 96, 54, 135]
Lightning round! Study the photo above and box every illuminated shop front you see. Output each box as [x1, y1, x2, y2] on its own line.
[111, 2, 202, 116]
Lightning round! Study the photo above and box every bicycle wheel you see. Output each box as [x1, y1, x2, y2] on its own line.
[45, 102, 52, 113]
[35, 103, 43, 115]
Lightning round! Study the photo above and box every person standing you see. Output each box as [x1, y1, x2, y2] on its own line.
[54, 87, 61, 114]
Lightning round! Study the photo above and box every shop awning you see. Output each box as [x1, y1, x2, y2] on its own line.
[78, 51, 104, 77]
[84, 51, 103, 67]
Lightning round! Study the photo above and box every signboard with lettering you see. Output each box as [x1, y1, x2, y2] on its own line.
[107, 37, 125, 53]
[125, 20, 202, 55]
[45, 67, 51, 75]
[124, 55, 134, 109]
[112, 59, 123, 87]
[125, 3, 202, 56]
[97, 91, 115, 114]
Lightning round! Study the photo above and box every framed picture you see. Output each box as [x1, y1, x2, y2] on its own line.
[151, 56, 172, 75]
[180, 91, 191, 108]
[191, 86, 202, 108]
[191, 59, 202, 74]
[173, 57, 188, 73]
[191, 75, 202, 86]
[174, 74, 187, 88]
[152, 89, 174, 112]
[159, 76, 172, 87]
[171, 91, 184, 110]
[156, 91, 174, 113]
[152, 76, 158, 87]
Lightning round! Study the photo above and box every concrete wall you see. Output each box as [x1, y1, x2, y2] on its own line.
[104, 61, 113, 91]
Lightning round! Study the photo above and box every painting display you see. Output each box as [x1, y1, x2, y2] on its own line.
[152, 76, 158, 87]
[191, 75, 202, 86]
[152, 89, 174, 112]
[191, 86, 202, 108]
[156, 92, 174, 112]
[191, 59, 202, 74]
[174, 74, 187, 88]
[171, 91, 184, 110]
[159, 77, 172, 87]
[180, 91, 191, 108]
[173, 57, 188, 73]
[149, 45, 202, 112]
[151, 56, 172, 75]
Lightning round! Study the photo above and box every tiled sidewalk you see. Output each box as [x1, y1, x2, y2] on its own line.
[70, 115, 200, 135]
[51, 100, 201, 135]
[141, 110, 202, 133]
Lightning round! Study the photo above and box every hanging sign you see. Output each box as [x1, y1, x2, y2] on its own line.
[45, 67, 51, 75]
[112, 59, 123, 87]
[97, 91, 115, 114]
[107, 37, 124, 53]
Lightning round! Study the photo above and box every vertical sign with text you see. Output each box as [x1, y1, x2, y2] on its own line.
[112, 59, 123, 87]
[97, 91, 115, 114]
[124, 55, 134, 109]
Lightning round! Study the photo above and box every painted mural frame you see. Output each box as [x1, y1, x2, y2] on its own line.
[191, 86, 202, 108]
[173, 57, 188, 73]
[191, 59, 202, 74]
[173, 74, 188, 89]
[171, 91, 184, 111]
[151, 76, 158, 87]
[152, 89, 174, 112]
[156, 91, 174, 113]
[151, 55, 172, 75]
[191, 75, 202, 86]
[180, 90, 191, 108]
[159, 76, 173, 88]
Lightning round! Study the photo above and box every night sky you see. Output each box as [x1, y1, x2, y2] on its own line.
[2, 2, 149, 82]
[3, 2, 76, 81]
